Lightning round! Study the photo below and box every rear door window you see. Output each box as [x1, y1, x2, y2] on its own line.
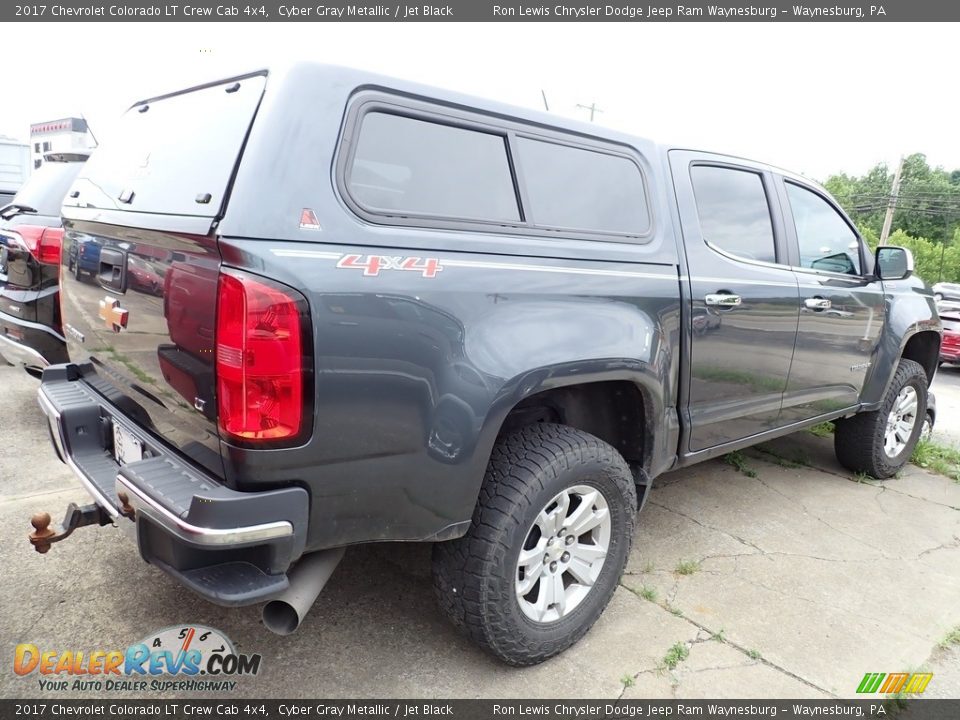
[348, 112, 520, 222]
[690, 165, 777, 264]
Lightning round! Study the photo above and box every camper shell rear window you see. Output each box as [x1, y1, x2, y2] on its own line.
[64, 74, 266, 219]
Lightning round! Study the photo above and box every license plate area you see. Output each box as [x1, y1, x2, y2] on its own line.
[112, 421, 143, 466]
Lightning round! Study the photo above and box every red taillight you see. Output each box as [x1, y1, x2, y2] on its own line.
[15, 225, 63, 265]
[216, 269, 306, 442]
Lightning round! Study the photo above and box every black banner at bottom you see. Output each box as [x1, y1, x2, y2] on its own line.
[1, 700, 957, 720]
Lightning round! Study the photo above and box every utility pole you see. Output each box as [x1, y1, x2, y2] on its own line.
[540, 90, 550, 112]
[880, 155, 904, 244]
[575, 102, 603, 122]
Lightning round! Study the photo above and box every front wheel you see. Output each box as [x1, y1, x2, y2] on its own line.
[834, 358, 928, 479]
[432, 423, 637, 666]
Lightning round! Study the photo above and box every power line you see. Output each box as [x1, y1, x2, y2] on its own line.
[575, 102, 603, 122]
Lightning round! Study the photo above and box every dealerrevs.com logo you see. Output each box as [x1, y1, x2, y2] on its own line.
[14, 625, 262, 693]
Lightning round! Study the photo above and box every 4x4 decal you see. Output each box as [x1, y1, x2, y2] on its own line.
[336, 254, 443, 278]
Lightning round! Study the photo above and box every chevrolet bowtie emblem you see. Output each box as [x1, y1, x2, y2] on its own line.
[99, 296, 129, 332]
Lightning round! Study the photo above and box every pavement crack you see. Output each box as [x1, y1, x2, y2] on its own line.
[876, 482, 960, 511]
[917, 534, 960, 558]
[652, 607, 835, 698]
[649, 501, 767, 556]
[750, 473, 895, 559]
[615, 666, 665, 701]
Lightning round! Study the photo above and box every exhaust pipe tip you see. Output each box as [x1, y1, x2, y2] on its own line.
[262, 600, 301, 636]
[261, 547, 346, 636]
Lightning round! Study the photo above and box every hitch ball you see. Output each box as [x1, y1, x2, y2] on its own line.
[28, 503, 112, 554]
[29, 512, 56, 554]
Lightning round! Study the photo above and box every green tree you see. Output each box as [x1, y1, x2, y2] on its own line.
[826, 154, 960, 245]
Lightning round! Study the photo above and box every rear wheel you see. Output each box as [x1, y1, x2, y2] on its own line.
[432, 423, 636, 666]
[834, 358, 928, 479]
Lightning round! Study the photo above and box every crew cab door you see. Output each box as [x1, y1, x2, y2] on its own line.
[775, 176, 885, 420]
[670, 151, 800, 452]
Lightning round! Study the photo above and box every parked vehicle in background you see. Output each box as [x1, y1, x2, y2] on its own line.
[0, 153, 88, 372]
[939, 307, 960, 365]
[34, 65, 941, 667]
[66, 234, 102, 281]
[932, 282, 960, 303]
[0, 137, 31, 205]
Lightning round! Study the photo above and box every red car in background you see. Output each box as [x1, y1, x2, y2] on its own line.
[939, 305, 960, 365]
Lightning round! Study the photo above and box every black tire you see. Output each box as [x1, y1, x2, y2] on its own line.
[834, 358, 928, 479]
[432, 423, 637, 666]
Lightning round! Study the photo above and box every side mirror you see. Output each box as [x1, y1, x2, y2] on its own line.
[875, 246, 913, 281]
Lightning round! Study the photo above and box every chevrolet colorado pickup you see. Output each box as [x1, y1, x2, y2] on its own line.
[32, 64, 940, 666]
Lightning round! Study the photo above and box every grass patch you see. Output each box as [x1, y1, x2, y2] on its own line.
[711, 629, 726, 642]
[808, 422, 835, 438]
[724, 450, 758, 478]
[620, 674, 635, 688]
[661, 642, 690, 670]
[939, 625, 960, 649]
[675, 559, 700, 576]
[667, 605, 684, 617]
[643, 561, 655, 573]
[747, 649, 762, 660]
[911, 438, 960, 483]
[853, 471, 876, 484]
[638, 586, 657, 602]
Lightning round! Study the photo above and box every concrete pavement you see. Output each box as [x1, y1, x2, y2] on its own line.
[0, 364, 957, 700]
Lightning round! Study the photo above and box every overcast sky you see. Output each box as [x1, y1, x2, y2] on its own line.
[3, 22, 955, 181]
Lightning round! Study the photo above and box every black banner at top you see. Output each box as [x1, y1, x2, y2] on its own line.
[4, 0, 960, 22]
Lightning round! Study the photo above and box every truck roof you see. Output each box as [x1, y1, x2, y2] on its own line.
[134, 62, 823, 191]
[133, 61, 662, 157]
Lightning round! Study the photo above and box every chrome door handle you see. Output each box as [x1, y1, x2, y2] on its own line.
[804, 297, 832, 310]
[705, 293, 742, 307]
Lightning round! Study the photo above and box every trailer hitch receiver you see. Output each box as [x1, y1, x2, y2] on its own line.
[29, 503, 113, 554]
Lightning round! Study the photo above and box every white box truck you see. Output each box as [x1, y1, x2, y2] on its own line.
[0, 137, 31, 204]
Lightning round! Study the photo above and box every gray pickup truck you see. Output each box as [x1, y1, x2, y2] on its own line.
[33, 64, 940, 666]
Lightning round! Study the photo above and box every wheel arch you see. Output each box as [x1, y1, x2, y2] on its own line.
[861, 323, 941, 409]
[901, 330, 941, 386]
[465, 361, 677, 514]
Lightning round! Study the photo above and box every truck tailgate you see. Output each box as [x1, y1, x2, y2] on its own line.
[58, 73, 268, 479]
